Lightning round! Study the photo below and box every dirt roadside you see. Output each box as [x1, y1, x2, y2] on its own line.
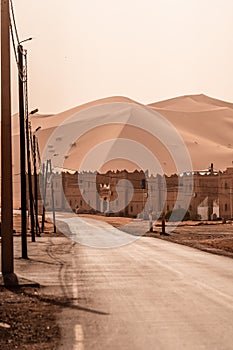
[146, 221, 233, 259]
[0, 215, 67, 350]
[0, 287, 64, 350]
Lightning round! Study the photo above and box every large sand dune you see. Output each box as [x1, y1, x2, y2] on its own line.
[5, 94, 233, 207]
[150, 94, 233, 171]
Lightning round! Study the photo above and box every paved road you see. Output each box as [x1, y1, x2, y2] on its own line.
[13, 216, 233, 350]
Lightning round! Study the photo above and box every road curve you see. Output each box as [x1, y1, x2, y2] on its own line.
[54, 215, 233, 350]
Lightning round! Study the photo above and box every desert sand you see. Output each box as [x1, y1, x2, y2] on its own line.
[3, 93, 233, 207]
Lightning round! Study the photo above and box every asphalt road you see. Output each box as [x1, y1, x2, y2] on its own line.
[13, 215, 233, 350]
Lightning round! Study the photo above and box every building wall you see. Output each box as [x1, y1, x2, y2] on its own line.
[38, 167, 233, 220]
[191, 173, 219, 220]
[219, 168, 233, 219]
[97, 170, 147, 217]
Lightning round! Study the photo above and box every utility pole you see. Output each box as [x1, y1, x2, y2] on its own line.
[32, 132, 41, 237]
[1, 0, 17, 284]
[51, 178, 56, 234]
[26, 109, 38, 242]
[48, 159, 56, 234]
[41, 160, 49, 232]
[25, 113, 35, 242]
[18, 43, 28, 259]
[230, 187, 232, 220]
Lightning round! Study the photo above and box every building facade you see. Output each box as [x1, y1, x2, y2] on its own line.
[218, 167, 233, 219]
[40, 166, 233, 220]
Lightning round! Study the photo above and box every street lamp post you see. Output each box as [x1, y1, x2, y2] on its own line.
[18, 43, 28, 259]
[18, 37, 32, 258]
[50, 157, 57, 234]
[41, 160, 49, 233]
[26, 109, 38, 242]
[32, 126, 41, 237]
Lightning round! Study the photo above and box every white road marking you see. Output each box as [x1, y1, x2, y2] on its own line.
[74, 324, 84, 350]
[72, 247, 84, 349]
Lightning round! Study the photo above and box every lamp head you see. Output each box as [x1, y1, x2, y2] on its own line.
[30, 108, 39, 115]
[35, 126, 41, 133]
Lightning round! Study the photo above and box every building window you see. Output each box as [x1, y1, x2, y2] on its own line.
[225, 203, 228, 211]
[141, 179, 146, 189]
[80, 199, 83, 206]
[189, 205, 192, 211]
[167, 205, 169, 211]
[225, 182, 228, 189]
[70, 200, 72, 206]
[130, 206, 133, 212]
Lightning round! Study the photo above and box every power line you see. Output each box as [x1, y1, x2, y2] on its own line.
[9, 0, 26, 82]
[9, 22, 18, 65]
[9, 0, 19, 44]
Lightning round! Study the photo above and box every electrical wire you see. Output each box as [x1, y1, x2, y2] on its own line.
[9, 0, 26, 82]
[9, 21, 18, 65]
[9, 0, 19, 44]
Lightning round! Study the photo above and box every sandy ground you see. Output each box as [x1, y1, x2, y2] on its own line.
[0, 287, 62, 350]
[0, 215, 66, 350]
[148, 220, 233, 259]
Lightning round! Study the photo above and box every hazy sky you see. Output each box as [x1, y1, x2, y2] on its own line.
[9, 0, 233, 114]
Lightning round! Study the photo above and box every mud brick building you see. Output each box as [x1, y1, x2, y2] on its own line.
[218, 167, 233, 219]
[40, 165, 233, 220]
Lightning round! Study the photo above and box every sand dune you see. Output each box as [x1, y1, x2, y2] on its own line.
[4, 94, 233, 207]
[149, 93, 233, 111]
[150, 94, 233, 171]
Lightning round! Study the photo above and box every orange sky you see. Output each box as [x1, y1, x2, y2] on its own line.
[5, 0, 233, 114]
